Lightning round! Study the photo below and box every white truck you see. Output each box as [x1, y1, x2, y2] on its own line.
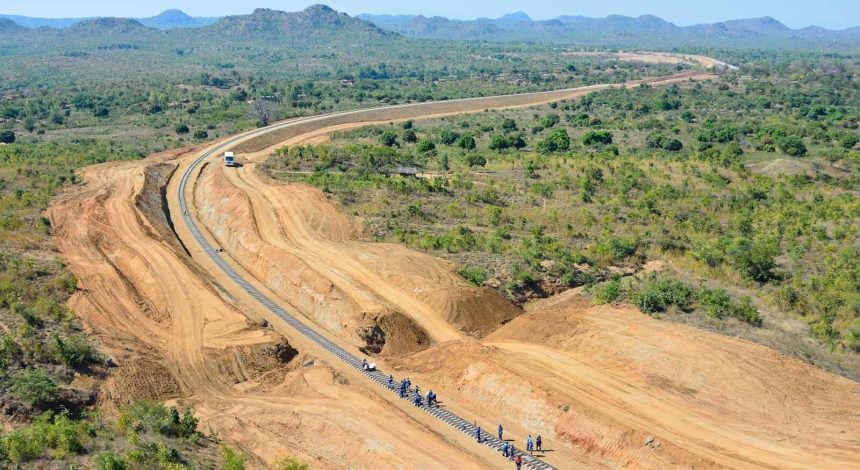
[224, 151, 235, 167]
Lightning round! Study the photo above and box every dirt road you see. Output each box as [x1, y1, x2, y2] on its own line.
[48, 71, 860, 469]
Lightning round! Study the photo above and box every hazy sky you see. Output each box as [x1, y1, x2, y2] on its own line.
[2, 0, 858, 29]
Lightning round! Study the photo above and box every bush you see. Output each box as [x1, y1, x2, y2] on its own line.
[463, 153, 486, 167]
[729, 238, 779, 283]
[52, 333, 95, 369]
[592, 278, 621, 304]
[839, 133, 859, 149]
[416, 138, 435, 153]
[174, 123, 190, 135]
[10, 369, 59, 407]
[537, 129, 571, 153]
[439, 129, 460, 145]
[776, 135, 807, 157]
[458, 266, 489, 286]
[193, 130, 208, 139]
[0, 130, 15, 144]
[646, 132, 682, 151]
[581, 130, 612, 146]
[379, 130, 397, 147]
[276, 458, 310, 470]
[94, 451, 127, 470]
[634, 277, 692, 314]
[402, 129, 417, 143]
[457, 135, 476, 150]
[489, 134, 509, 151]
[541, 114, 560, 128]
[221, 445, 246, 470]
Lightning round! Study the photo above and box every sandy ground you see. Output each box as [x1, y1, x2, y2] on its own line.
[562, 51, 733, 69]
[47, 71, 860, 469]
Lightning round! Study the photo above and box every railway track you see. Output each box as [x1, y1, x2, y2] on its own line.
[176, 109, 561, 469]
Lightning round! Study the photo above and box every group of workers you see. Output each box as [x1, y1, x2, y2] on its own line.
[370, 361, 546, 468]
[495, 424, 544, 468]
[384, 373, 438, 407]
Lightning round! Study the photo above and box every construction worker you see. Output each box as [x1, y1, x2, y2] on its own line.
[509, 444, 515, 461]
[388, 375, 394, 388]
[427, 390, 435, 407]
[414, 393, 422, 407]
[536, 434, 542, 453]
[527, 434, 534, 454]
[515, 454, 523, 470]
[498, 423, 504, 441]
[476, 425, 481, 443]
[502, 441, 509, 458]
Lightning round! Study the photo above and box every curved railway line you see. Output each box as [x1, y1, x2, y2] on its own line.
[176, 72, 716, 469]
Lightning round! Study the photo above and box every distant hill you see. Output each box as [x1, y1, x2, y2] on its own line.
[138, 9, 219, 29]
[358, 12, 860, 47]
[208, 5, 387, 41]
[64, 17, 152, 37]
[0, 9, 218, 30]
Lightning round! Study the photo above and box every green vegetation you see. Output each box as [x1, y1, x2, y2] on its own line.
[0, 402, 237, 468]
[265, 56, 860, 379]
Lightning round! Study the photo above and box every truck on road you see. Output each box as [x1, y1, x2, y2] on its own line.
[224, 152, 235, 167]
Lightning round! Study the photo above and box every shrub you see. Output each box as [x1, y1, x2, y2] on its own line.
[416, 138, 435, 153]
[537, 129, 571, 153]
[193, 130, 208, 139]
[379, 130, 397, 147]
[0, 130, 15, 144]
[174, 123, 190, 134]
[439, 129, 460, 145]
[52, 333, 95, 368]
[94, 451, 128, 470]
[464, 153, 486, 167]
[402, 120, 414, 129]
[10, 369, 59, 407]
[776, 135, 807, 157]
[457, 135, 476, 150]
[581, 130, 612, 146]
[458, 266, 489, 286]
[729, 238, 779, 283]
[220, 445, 246, 470]
[541, 114, 560, 128]
[501, 118, 518, 133]
[592, 278, 621, 304]
[634, 277, 692, 314]
[489, 134, 509, 151]
[402, 129, 417, 143]
[276, 458, 310, 470]
[839, 133, 858, 149]
[646, 132, 683, 151]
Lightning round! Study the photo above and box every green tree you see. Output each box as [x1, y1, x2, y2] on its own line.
[729, 238, 780, 283]
[417, 138, 435, 152]
[489, 134, 509, 151]
[174, 123, 190, 135]
[0, 130, 15, 144]
[379, 130, 397, 147]
[581, 130, 612, 146]
[537, 128, 571, 153]
[776, 135, 807, 157]
[439, 129, 460, 146]
[501, 118, 517, 133]
[457, 135, 476, 150]
[193, 130, 209, 139]
[402, 129, 417, 143]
